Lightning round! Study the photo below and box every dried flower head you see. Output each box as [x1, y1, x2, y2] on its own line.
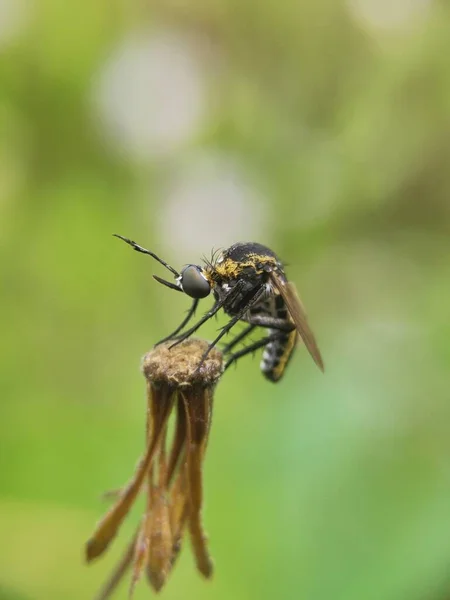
[86, 338, 223, 599]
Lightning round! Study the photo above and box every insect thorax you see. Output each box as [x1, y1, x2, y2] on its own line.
[209, 267, 273, 316]
[205, 242, 282, 316]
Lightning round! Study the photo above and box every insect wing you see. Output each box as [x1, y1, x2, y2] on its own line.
[269, 272, 324, 371]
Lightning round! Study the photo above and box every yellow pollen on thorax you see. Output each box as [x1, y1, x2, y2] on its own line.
[208, 254, 277, 281]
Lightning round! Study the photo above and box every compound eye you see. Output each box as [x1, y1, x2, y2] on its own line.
[181, 265, 211, 298]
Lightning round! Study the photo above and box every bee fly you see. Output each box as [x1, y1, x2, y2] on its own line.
[114, 235, 324, 381]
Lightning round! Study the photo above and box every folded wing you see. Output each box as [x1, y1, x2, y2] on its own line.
[269, 272, 324, 372]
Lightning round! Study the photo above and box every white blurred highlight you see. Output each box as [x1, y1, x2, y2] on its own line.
[347, 0, 432, 33]
[91, 30, 207, 161]
[157, 153, 270, 260]
[0, 0, 30, 48]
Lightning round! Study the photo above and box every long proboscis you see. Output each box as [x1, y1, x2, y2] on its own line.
[153, 275, 182, 292]
[113, 234, 180, 278]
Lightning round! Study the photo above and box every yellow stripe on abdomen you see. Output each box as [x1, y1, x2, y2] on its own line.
[261, 328, 297, 382]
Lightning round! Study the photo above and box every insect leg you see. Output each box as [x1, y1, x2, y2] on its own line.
[156, 298, 200, 345]
[169, 279, 247, 348]
[168, 298, 226, 348]
[221, 324, 256, 354]
[196, 285, 268, 366]
[246, 314, 295, 332]
[224, 332, 285, 371]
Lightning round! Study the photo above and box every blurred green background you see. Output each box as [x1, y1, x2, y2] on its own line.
[1, 1, 450, 599]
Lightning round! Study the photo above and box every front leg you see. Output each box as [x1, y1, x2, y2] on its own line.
[156, 298, 199, 345]
[169, 279, 248, 349]
[169, 299, 224, 349]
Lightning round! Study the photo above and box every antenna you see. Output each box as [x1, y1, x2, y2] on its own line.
[113, 234, 180, 278]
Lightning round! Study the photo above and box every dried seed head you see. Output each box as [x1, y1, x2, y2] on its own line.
[142, 339, 223, 389]
[88, 337, 222, 599]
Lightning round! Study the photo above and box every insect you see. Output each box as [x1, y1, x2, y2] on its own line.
[114, 234, 324, 380]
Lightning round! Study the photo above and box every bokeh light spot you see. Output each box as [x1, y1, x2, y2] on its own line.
[91, 29, 208, 162]
[156, 152, 270, 260]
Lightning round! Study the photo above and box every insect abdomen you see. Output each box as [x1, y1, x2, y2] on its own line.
[258, 293, 297, 382]
[260, 329, 297, 382]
